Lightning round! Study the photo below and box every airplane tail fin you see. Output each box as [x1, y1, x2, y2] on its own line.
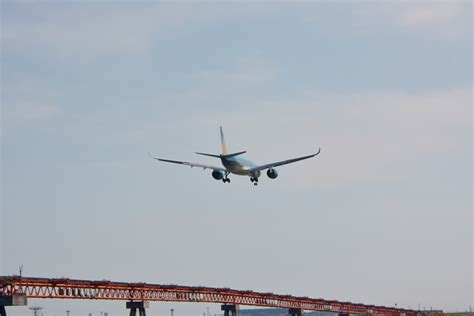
[195, 127, 246, 159]
[220, 126, 228, 155]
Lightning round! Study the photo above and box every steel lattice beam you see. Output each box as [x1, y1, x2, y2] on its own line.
[0, 276, 442, 316]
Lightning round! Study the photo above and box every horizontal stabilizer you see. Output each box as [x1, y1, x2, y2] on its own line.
[195, 152, 221, 158]
[195, 151, 247, 158]
[223, 151, 246, 158]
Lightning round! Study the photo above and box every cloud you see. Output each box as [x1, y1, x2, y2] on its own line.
[388, 2, 468, 26]
[300, 2, 471, 40]
[2, 7, 155, 60]
[1, 3, 220, 60]
[4, 2, 470, 64]
[1, 3, 274, 61]
[374, 1, 471, 38]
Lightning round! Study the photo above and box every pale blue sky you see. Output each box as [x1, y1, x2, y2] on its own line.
[1, 1, 472, 316]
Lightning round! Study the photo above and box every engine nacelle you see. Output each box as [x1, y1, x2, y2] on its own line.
[267, 168, 278, 179]
[212, 170, 224, 180]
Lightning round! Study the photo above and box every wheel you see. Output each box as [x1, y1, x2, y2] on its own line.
[227, 178, 231, 183]
[253, 182, 258, 186]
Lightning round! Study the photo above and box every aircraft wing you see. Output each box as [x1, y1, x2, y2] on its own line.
[148, 153, 228, 172]
[249, 148, 321, 172]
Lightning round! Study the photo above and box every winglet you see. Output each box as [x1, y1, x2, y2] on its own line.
[147, 152, 159, 160]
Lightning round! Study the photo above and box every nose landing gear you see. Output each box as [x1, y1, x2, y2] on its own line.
[250, 177, 259, 186]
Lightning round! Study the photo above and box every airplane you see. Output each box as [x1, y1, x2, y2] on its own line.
[148, 127, 321, 186]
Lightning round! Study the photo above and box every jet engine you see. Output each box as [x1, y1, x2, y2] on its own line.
[267, 168, 278, 179]
[212, 170, 224, 180]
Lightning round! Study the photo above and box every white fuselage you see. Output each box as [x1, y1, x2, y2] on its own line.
[221, 157, 261, 177]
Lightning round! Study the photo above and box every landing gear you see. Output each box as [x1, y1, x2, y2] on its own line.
[250, 177, 259, 186]
[222, 172, 231, 183]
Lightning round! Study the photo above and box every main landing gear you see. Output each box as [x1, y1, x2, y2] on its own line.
[250, 177, 259, 186]
[222, 172, 231, 183]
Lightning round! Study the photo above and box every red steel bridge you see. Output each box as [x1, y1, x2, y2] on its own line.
[0, 276, 443, 316]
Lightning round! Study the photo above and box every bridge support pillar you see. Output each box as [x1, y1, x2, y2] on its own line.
[0, 294, 27, 316]
[289, 309, 302, 316]
[126, 301, 149, 316]
[221, 304, 239, 316]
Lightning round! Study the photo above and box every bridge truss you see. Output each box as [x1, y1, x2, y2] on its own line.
[0, 276, 442, 316]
